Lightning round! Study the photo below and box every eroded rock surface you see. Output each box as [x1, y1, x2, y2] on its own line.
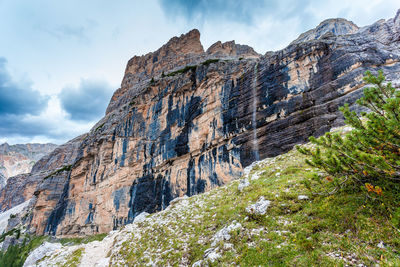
[1, 10, 400, 237]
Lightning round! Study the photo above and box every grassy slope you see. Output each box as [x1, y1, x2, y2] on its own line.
[107, 146, 400, 266]
[28, 142, 400, 266]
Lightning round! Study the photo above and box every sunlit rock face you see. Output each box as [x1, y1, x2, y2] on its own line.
[1, 11, 399, 237]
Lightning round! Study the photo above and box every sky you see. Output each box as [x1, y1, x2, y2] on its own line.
[0, 0, 398, 145]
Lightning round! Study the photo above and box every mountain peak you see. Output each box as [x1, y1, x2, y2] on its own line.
[206, 40, 260, 58]
[123, 29, 204, 85]
[291, 18, 359, 45]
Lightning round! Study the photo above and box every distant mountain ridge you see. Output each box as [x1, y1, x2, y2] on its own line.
[0, 143, 58, 187]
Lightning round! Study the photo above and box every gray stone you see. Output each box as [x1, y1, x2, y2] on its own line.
[246, 197, 271, 216]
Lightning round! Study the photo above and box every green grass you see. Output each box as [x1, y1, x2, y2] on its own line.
[43, 165, 72, 180]
[111, 146, 400, 266]
[0, 235, 49, 267]
[201, 59, 219, 66]
[94, 122, 105, 132]
[60, 248, 83, 267]
[58, 233, 107, 246]
[166, 65, 197, 77]
[161, 59, 218, 78]
[0, 228, 21, 243]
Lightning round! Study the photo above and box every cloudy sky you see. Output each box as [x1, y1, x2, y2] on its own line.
[0, 0, 398, 145]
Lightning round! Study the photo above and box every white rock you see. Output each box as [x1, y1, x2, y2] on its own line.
[0, 199, 31, 234]
[94, 257, 110, 267]
[192, 260, 203, 267]
[377, 241, 385, 249]
[251, 172, 261, 180]
[169, 195, 189, 205]
[246, 197, 271, 215]
[224, 243, 234, 250]
[133, 212, 150, 223]
[298, 195, 309, 200]
[204, 248, 221, 263]
[238, 179, 250, 192]
[250, 228, 264, 236]
[23, 242, 62, 267]
[211, 221, 242, 246]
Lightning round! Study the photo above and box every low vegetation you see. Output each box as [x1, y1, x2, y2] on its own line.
[164, 58, 220, 78]
[108, 71, 400, 265]
[43, 165, 72, 180]
[58, 233, 107, 246]
[166, 65, 197, 77]
[201, 58, 219, 66]
[61, 248, 83, 267]
[0, 235, 48, 267]
[108, 145, 400, 266]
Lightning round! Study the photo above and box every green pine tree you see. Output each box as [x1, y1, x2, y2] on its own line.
[297, 70, 400, 196]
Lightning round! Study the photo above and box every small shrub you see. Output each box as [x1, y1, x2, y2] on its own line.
[43, 165, 72, 180]
[201, 59, 219, 66]
[297, 70, 400, 205]
[166, 65, 197, 77]
[0, 235, 48, 267]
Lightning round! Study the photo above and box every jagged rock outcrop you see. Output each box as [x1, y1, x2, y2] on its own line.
[107, 29, 205, 113]
[290, 18, 359, 45]
[0, 143, 57, 183]
[206, 40, 260, 58]
[1, 10, 400, 238]
[106, 29, 260, 114]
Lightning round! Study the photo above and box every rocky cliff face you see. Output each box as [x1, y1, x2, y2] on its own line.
[0, 143, 57, 186]
[1, 10, 400, 238]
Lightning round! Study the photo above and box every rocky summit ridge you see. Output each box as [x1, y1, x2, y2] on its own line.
[107, 29, 260, 114]
[290, 18, 359, 44]
[0, 9, 400, 242]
